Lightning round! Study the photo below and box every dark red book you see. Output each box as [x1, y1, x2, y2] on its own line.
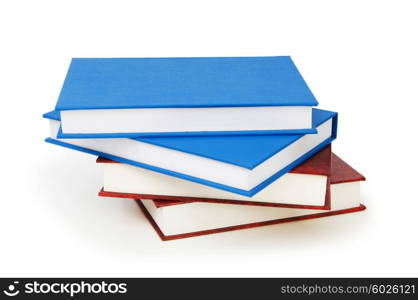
[105, 154, 366, 241]
[98, 145, 332, 209]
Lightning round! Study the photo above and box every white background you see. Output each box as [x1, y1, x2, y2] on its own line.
[1, 0, 417, 277]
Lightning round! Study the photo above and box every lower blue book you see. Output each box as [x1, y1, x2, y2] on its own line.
[44, 108, 337, 197]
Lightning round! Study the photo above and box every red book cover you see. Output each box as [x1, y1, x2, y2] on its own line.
[98, 145, 332, 210]
[331, 153, 366, 184]
[151, 153, 366, 210]
[136, 200, 366, 241]
[126, 153, 366, 241]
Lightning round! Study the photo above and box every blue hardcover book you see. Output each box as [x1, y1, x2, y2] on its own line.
[44, 109, 336, 196]
[54, 56, 318, 138]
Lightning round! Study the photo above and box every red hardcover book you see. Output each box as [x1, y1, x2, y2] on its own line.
[106, 154, 366, 241]
[98, 145, 332, 209]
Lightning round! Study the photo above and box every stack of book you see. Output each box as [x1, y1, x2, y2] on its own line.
[43, 56, 366, 241]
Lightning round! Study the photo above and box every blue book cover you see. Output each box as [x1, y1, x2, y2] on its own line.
[56, 56, 318, 110]
[44, 109, 337, 196]
[52, 56, 318, 138]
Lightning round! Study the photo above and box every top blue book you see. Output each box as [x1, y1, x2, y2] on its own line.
[54, 57, 319, 138]
[57, 56, 318, 110]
